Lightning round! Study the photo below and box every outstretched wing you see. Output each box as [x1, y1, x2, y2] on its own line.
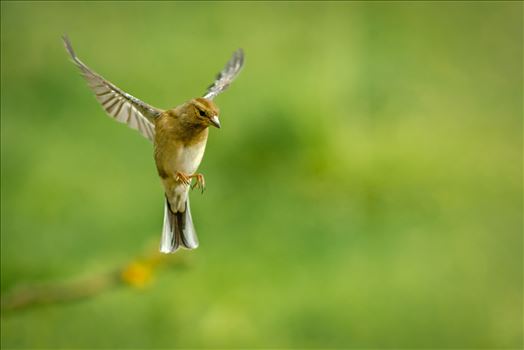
[203, 48, 244, 100]
[63, 35, 161, 142]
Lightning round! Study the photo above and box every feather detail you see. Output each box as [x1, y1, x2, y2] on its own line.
[160, 198, 199, 253]
[203, 48, 244, 100]
[63, 35, 162, 141]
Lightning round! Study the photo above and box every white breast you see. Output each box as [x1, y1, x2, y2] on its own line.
[171, 140, 207, 175]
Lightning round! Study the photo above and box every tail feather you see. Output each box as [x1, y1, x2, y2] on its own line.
[160, 198, 199, 253]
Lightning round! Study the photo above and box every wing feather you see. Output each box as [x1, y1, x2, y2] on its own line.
[203, 48, 244, 100]
[63, 35, 161, 142]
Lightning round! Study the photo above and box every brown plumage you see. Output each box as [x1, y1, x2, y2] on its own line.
[63, 35, 244, 253]
[154, 99, 218, 213]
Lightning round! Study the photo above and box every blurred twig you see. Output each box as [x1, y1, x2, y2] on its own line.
[1, 249, 189, 313]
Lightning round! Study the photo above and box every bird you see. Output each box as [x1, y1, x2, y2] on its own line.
[62, 35, 244, 253]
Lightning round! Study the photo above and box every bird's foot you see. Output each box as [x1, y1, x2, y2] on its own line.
[189, 173, 206, 193]
[175, 171, 191, 186]
[174, 172, 206, 193]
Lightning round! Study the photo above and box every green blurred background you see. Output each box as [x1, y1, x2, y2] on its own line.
[1, 1, 522, 348]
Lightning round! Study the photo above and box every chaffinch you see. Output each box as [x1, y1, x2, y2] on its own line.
[63, 35, 244, 253]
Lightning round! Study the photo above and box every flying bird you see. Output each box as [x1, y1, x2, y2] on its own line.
[63, 35, 244, 253]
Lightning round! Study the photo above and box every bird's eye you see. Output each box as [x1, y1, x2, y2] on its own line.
[198, 109, 206, 117]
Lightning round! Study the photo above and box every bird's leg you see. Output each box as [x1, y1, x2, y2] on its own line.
[174, 171, 191, 186]
[175, 172, 205, 193]
[188, 173, 206, 193]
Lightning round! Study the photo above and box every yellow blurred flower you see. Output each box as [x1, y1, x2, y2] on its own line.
[121, 262, 153, 288]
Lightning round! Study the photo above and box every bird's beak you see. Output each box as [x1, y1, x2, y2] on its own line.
[209, 115, 221, 129]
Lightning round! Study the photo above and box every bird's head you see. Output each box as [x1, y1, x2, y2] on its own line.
[188, 97, 221, 129]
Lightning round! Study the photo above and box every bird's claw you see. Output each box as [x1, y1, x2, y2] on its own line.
[190, 173, 206, 194]
[175, 172, 205, 193]
[175, 171, 191, 186]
